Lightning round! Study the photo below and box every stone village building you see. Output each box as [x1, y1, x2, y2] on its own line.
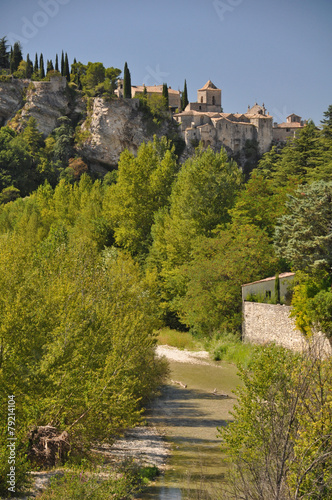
[173, 80, 274, 156]
[115, 78, 305, 157]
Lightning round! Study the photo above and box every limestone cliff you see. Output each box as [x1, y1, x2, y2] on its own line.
[78, 98, 157, 170]
[0, 78, 28, 126]
[0, 77, 181, 172]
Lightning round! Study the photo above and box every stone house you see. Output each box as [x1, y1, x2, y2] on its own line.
[115, 80, 181, 112]
[173, 81, 273, 155]
[272, 113, 306, 142]
[241, 272, 295, 305]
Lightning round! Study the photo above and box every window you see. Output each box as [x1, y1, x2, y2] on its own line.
[212, 96, 215, 105]
[201, 97, 203, 103]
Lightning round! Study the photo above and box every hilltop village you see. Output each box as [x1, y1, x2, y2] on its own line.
[116, 77, 306, 156]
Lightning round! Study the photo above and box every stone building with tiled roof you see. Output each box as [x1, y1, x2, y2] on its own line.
[273, 113, 306, 142]
[115, 80, 181, 112]
[173, 81, 273, 155]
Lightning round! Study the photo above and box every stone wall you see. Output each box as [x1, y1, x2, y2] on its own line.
[243, 301, 332, 356]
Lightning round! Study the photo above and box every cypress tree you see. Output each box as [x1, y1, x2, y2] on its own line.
[181, 79, 189, 110]
[0, 37, 10, 70]
[274, 273, 280, 304]
[123, 62, 131, 98]
[64, 52, 70, 81]
[10, 42, 23, 73]
[47, 59, 54, 73]
[71, 57, 77, 74]
[61, 51, 64, 76]
[34, 53, 38, 74]
[39, 53, 45, 79]
[162, 83, 169, 109]
[55, 54, 59, 72]
[26, 54, 33, 78]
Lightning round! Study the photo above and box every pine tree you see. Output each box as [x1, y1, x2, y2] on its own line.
[10, 42, 23, 73]
[34, 53, 38, 74]
[162, 83, 169, 109]
[71, 57, 77, 74]
[181, 79, 189, 110]
[64, 52, 70, 81]
[61, 51, 64, 76]
[39, 53, 45, 79]
[26, 54, 33, 78]
[55, 54, 59, 72]
[0, 37, 10, 70]
[123, 62, 131, 98]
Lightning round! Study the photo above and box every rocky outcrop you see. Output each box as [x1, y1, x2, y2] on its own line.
[0, 78, 29, 126]
[78, 98, 151, 170]
[0, 78, 181, 171]
[20, 77, 72, 136]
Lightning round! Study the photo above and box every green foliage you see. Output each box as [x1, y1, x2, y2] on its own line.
[181, 79, 189, 110]
[162, 83, 169, 109]
[123, 61, 131, 99]
[35, 460, 145, 499]
[219, 345, 332, 499]
[257, 118, 332, 185]
[106, 136, 178, 257]
[0, 37, 10, 70]
[229, 171, 295, 238]
[157, 328, 199, 350]
[175, 224, 276, 334]
[10, 42, 23, 74]
[0, 177, 168, 492]
[207, 331, 256, 368]
[274, 181, 332, 273]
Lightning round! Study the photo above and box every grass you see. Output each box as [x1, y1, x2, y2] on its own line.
[205, 331, 256, 369]
[156, 327, 202, 350]
[157, 327, 256, 368]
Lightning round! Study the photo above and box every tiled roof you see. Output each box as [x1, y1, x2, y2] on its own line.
[198, 80, 220, 91]
[275, 122, 303, 128]
[132, 85, 180, 95]
[242, 272, 295, 287]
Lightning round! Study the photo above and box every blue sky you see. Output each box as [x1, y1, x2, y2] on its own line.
[1, 0, 331, 124]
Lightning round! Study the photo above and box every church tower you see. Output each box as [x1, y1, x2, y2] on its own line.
[197, 80, 222, 112]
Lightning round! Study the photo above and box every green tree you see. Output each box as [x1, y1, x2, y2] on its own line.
[123, 61, 131, 98]
[61, 50, 64, 76]
[162, 83, 169, 109]
[321, 104, 332, 139]
[26, 53, 33, 78]
[150, 146, 243, 272]
[64, 52, 70, 81]
[219, 345, 332, 500]
[105, 136, 178, 257]
[181, 79, 189, 110]
[0, 37, 10, 70]
[10, 41, 23, 73]
[81, 62, 105, 93]
[39, 53, 45, 79]
[176, 224, 276, 334]
[274, 181, 332, 274]
[33, 53, 38, 74]
[55, 53, 59, 72]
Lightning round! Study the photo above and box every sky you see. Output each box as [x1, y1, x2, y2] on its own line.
[1, 0, 331, 125]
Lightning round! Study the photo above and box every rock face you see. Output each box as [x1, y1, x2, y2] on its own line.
[20, 76, 72, 136]
[0, 78, 180, 171]
[0, 78, 28, 126]
[79, 98, 154, 170]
